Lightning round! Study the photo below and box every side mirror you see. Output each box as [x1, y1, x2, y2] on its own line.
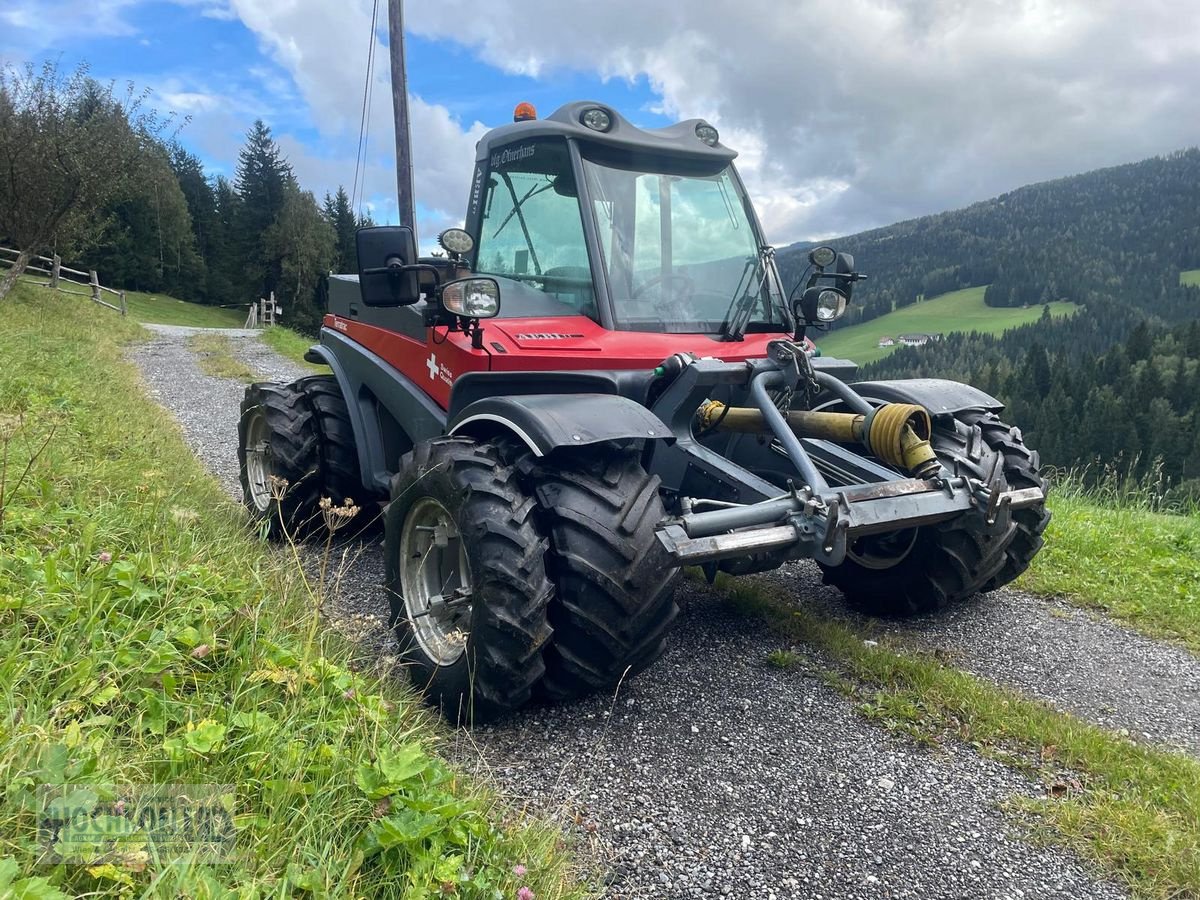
[441, 277, 501, 319]
[357, 225, 420, 307]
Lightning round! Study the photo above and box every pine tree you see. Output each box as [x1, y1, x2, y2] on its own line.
[170, 146, 219, 302]
[323, 186, 358, 274]
[234, 120, 295, 300]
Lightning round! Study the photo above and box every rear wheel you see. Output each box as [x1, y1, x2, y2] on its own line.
[819, 412, 1015, 615]
[239, 382, 322, 538]
[299, 375, 374, 534]
[385, 437, 552, 723]
[239, 376, 368, 539]
[520, 447, 679, 701]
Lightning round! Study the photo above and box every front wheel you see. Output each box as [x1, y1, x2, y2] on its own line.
[519, 447, 680, 701]
[819, 412, 1016, 615]
[385, 437, 552, 723]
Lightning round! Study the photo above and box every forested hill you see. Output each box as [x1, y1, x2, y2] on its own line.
[774, 149, 1200, 493]
[777, 148, 1200, 332]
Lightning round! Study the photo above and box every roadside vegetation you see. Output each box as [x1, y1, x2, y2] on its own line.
[719, 574, 1200, 898]
[1018, 473, 1200, 652]
[815, 286, 1077, 365]
[190, 332, 264, 382]
[261, 325, 328, 371]
[0, 281, 582, 897]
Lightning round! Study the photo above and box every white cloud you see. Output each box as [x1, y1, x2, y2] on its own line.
[396, 0, 1200, 242]
[123, 0, 1200, 246]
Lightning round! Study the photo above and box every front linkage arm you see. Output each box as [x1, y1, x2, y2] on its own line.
[649, 340, 1044, 568]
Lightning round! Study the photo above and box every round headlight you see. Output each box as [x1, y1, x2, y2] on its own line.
[437, 227, 475, 256]
[815, 289, 847, 322]
[808, 246, 836, 268]
[442, 278, 500, 319]
[695, 123, 719, 146]
[580, 107, 612, 132]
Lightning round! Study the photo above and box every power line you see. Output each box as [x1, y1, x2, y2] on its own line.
[351, 0, 380, 218]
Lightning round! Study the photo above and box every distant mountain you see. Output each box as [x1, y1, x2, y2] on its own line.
[777, 148, 1200, 341]
[773, 149, 1200, 491]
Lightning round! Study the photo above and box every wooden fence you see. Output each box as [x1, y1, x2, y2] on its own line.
[244, 291, 280, 328]
[0, 247, 127, 315]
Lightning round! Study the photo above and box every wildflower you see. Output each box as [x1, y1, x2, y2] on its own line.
[319, 496, 360, 534]
[98, 551, 112, 564]
[342, 688, 356, 700]
[512, 865, 527, 877]
[517, 888, 534, 900]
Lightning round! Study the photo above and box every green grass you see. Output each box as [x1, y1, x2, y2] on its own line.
[120, 288, 248, 328]
[189, 333, 263, 383]
[815, 286, 1078, 365]
[1181, 269, 1200, 288]
[261, 326, 327, 371]
[15, 271, 248, 328]
[714, 573, 1200, 898]
[0, 281, 583, 898]
[1018, 484, 1200, 652]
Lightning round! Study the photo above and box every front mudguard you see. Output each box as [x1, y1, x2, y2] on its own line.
[847, 378, 1004, 418]
[447, 393, 671, 457]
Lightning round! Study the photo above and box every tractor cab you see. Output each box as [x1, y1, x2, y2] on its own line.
[464, 101, 791, 340]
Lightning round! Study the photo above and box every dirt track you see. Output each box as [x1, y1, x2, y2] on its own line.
[129, 323, 1197, 898]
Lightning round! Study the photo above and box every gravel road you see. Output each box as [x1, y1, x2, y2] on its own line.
[123, 324, 1200, 898]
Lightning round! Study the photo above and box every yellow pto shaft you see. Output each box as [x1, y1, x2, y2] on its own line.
[696, 400, 941, 479]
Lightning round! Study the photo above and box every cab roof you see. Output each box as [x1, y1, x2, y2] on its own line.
[475, 100, 738, 167]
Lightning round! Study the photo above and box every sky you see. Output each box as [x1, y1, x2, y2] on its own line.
[2, 0, 1199, 248]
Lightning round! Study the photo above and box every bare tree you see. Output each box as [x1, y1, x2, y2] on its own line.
[0, 61, 173, 300]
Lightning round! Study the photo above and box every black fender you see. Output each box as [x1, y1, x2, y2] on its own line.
[849, 378, 1004, 417]
[448, 393, 672, 457]
[304, 328, 448, 495]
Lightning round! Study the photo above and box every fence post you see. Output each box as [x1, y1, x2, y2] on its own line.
[89, 270, 100, 306]
[269, 291, 276, 327]
[50, 255, 61, 290]
[119, 290, 127, 317]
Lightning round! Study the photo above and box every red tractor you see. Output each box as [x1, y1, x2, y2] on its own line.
[238, 101, 1048, 722]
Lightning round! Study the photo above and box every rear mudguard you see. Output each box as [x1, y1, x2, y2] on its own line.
[448, 394, 671, 457]
[305, 329, 448, 495]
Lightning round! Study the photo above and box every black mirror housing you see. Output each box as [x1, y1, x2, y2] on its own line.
[357, 225, 420, 307]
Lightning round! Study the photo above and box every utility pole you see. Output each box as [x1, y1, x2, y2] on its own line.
[387, 0, 417, 241]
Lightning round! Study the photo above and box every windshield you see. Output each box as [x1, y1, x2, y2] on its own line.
[581, 150, 789, 334]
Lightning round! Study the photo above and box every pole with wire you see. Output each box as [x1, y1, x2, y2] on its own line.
[387, 0, 417, 242]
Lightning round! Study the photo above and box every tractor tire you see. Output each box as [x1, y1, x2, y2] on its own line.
[239, 376, 367, 540]
[385, 437, 553, 723]
[520, 447, 680, 701]
[960, 411, 1050, 592]
[819, 412, 1016, 616]
[238, 381, 323, 539]
[298, 375, 374, 535]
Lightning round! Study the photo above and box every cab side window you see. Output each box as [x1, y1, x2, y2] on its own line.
[475, 139, 596, 318]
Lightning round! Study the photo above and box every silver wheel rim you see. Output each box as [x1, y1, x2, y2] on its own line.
[847, 528, 919, 570]
[245, 409, 273, 513]
[399, 497, 473, 666]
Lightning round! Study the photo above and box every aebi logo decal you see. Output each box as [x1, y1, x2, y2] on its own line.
[425, 352, 453, 386]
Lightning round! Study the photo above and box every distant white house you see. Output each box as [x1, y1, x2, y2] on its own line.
[898, 333, 942, 347]
[877, 336, 896, 347]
